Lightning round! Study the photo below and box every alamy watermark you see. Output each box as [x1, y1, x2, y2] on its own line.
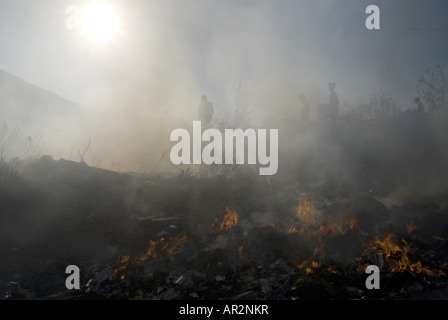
[169, 121, 278, 176]
[65, 265, 80, 290]
[365, 264, 380, 289]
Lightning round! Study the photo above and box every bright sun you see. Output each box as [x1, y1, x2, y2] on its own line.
[82, 2, 120, 42]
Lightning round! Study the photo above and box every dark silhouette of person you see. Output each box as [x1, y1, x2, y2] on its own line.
[414, 97, 425, 116]
[198, 95, 214, 127]
[299, 94, 310, 122]
[328, 82, 339, 120]
[318, 82, 339, 121]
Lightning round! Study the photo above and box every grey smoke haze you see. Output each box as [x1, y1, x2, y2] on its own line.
[0, 0, 447, 172]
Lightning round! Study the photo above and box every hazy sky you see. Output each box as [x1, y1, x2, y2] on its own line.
[1, 0, 447, 112]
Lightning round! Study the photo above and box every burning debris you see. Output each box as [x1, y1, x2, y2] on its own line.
[215, 207, 239, 232]
[362, 234, 446, 276]
[1, 155, 448, 300]
[139, 232, 188, 261]
[64, 194, 447, 300]
[288, 198, 317, 234]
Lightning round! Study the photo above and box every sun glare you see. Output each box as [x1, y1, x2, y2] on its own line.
[82, 2, 120, 42]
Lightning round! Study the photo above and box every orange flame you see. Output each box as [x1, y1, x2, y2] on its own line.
[371, 234, 401, 259]
[288, 198, 317, 234]
[110, 255, 130, 281]
[288, 197, 359, 237]
[139, 232, 187, 260]
[297, 260, 319, 274]
[218, 207, 239, 231]
[344, 214, 359, 232]
[406, 218, 418, 234]
[314, 215, 358, 237]
[356, 262, 370, 273]
[296, 246, 322, 274]
[390, 248, 429, 273]
[367, 234, 445, 276]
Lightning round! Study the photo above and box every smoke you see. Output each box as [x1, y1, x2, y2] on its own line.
[72, 0, 341, 170]
[0, 0, 447, 204]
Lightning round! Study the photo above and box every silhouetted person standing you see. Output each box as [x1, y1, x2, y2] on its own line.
[198, 95, 214, 127]
[328, 82, 339, 120]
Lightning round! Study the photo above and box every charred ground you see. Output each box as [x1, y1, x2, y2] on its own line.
[1, 111, 448, 300]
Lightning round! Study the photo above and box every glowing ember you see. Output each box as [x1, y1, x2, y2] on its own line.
[327, 265, 338, 274]
[120, 255, 130, 264]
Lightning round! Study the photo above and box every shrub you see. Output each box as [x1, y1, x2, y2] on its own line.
[417, 66, 448, 113]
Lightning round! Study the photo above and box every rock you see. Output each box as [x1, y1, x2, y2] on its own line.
[233, 291, 254, 300]
[159, 288, 180, 299]
[346, 286, 361, 297]
[88, 266, 114, 292]
[215, 275, 225, 282]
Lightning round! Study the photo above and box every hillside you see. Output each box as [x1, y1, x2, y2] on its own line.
[0, 69, 85, 158]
